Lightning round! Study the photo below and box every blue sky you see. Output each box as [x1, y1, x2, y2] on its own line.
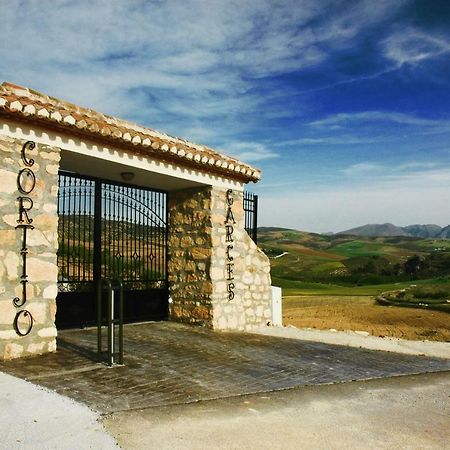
[1, 0, 450, 232]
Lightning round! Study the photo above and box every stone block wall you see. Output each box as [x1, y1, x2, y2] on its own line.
[0, 135, 60, 360]
[168, 185, 272, 330]
[167, 187, 213, 326]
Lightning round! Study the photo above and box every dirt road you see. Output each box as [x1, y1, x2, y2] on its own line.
[283, 295, 450, 341]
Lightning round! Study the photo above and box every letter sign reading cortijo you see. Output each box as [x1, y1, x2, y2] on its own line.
[225, 189, 235, 301]
[13, 141, 35, 336]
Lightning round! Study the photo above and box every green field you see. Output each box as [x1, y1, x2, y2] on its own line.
[327, 241, 387, 257]
[258, 227, 450, 300]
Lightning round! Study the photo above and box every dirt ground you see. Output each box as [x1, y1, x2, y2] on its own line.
[283, 295, 450, 342]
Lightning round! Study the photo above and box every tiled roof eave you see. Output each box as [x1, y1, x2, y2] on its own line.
[0, 82, 261, 184]
[0, 107, 256, 183]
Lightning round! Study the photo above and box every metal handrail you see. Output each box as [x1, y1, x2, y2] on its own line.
[97, 277, 124, 366]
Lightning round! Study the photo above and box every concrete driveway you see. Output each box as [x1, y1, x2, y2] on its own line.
[103, 372, 450, 450]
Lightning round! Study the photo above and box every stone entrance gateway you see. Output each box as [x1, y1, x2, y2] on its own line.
[0, 81, 274, 361]
[56, 171, 169, 329]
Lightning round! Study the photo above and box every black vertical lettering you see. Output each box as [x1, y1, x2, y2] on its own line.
[17, 168, 36, 195]
[226, 263, 234, 281]
[225, 206, 236, 224]
[17, 197, 34, 224]
[21, 141, 35, 167]
[13, 141, 36, 335]
[226, 244, 233, 261]
[227, 283, 235, 301]
[226, 189, 234, 206]
[225, 225, 234, 242]
[225, 190, 235, 301]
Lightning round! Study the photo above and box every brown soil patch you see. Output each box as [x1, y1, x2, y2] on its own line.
[283, 296, 450, 342]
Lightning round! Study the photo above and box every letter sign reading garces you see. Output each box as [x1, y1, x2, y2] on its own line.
[225, 189, 235, 301]
[13, 141, 35, 336]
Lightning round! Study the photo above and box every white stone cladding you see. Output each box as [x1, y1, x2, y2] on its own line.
[210, 188, 272, 330]
[0, 135, 60, 360]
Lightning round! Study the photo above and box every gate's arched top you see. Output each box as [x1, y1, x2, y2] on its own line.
[0, 81, 261, 184]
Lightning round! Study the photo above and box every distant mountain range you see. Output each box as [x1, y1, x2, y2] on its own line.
[336, 223, 450, 238]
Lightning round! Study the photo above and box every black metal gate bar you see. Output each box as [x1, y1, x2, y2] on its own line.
[56, 171, 168, 328]
[243, 191, 258, 244]
[57, 173, 96, 291]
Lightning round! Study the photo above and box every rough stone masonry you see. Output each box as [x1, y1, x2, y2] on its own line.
[168, 186, 272, 330]
[0, 135, 60, 360]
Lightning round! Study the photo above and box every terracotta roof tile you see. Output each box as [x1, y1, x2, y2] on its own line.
[0, 81, 260, 182]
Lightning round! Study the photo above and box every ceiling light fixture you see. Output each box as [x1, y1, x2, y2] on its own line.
[120, 171, 135, 182]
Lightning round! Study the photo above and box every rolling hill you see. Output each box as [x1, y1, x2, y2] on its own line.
[337, 223, 446, 238]
[257, 227, 450, 294]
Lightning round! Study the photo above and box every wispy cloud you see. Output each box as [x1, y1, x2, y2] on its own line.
[277, 135, 388, 146]
[223, 142, 279, 162]
[383, 27, 450, 66]
[310, 111, 450, 129]
[342, 163, 383, 175]
[341, 160, 450, 187]
[0, 0, 409, 142]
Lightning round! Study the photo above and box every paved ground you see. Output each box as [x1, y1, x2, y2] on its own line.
[103, 372, 450, 450]
[1, 322, 449, 414]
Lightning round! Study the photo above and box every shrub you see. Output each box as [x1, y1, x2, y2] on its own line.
[411, 286, 450, 300]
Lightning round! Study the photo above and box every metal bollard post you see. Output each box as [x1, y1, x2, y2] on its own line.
[97, 278, 124, 367]
[117, 279, 124, 365]
[107, 283, 114, 366]
[96, 279, 102, 362]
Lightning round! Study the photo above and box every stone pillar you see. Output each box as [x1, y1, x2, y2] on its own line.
[0, 136, 60, 360]
[210, 188, 272, 330]
[168, 187, 213, 326]
[168, 185, 272, 330]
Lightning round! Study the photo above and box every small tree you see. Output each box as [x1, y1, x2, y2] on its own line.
[404, 255, 421, 280]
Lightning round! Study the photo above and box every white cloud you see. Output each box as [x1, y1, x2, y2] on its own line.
[342, 163, 383, 175]
[383, 27, 450, 66]
[256, 159, 450, 232]
[0, 0, 406, 135]
[279, 135, 387, 146]
[341, 160, 450, 183]
[2, 1, 448, 233]
[310, 111, 450, 129]
[223, 142, 278, 162]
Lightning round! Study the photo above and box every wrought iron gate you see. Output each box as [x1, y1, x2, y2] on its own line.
[56, 171, 168, 328]
[243, 191, 258, 244]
